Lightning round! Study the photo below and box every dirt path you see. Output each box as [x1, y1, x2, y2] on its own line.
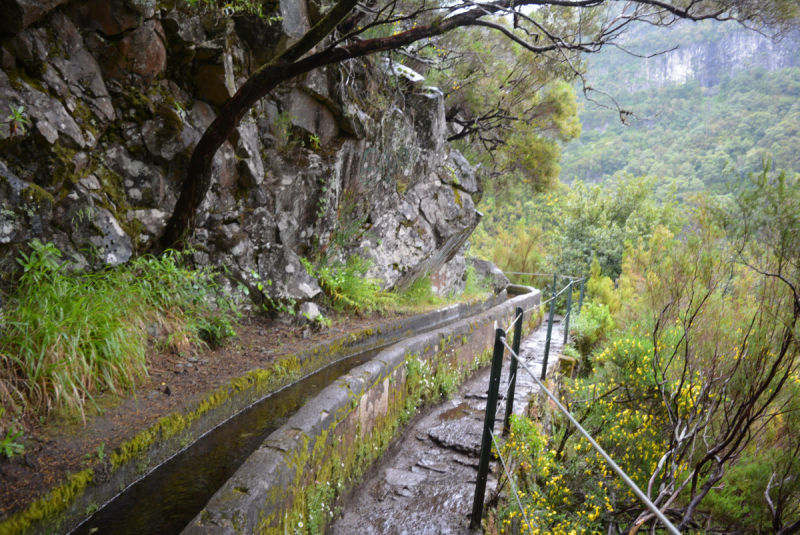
[330, 317, 566, 535]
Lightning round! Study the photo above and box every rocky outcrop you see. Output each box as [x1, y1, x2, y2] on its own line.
[466, 257, 510, 294]
[597, 23, 800, 92]
[0, 0, 483, 309]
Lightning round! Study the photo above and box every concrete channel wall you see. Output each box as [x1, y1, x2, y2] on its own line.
[182, 288, 541, 535]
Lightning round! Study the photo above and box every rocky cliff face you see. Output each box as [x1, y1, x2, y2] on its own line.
[591, 23, 800, 92]
[0, 0, 483, 308]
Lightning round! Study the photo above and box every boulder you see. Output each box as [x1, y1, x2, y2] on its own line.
[211, 141, 239, 189]
[104, 143, 165, 208]
[162, 11, 206, 45]
[127, 208, 167, 239]
[279, 0, 311, 43]
[24, 87, 86, 149]
[141, 106, 184, 161]
[69, 0, 139, 36]
[284, 89, 339, 146]
[0, 161, 54, 245]
[192, 53, 236, 106]
[232, 121, 265, 187]
[430, 254, 467, 297]
[466, 257, 510, 294]
[61, 186, 132, 266]
[407, 87, 446, 176]
[118, 20, 167, 84]
[257, 245, 322, 303]
[298, 301, 321, 322]
[0, 0, 70, 34]
[441, 149, 480, 195]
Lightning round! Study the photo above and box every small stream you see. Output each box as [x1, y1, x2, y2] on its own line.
[70, 346, 385, 535]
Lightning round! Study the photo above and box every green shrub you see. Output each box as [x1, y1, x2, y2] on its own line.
[0, 241, 237, 420]
[570, 301, 614, 358]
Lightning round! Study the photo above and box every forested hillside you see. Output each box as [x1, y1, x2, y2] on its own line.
[560, 23, 800, 197]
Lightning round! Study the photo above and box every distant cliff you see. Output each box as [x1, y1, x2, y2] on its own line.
[588, 22, 800, 92]
[560, 22, 800, 193]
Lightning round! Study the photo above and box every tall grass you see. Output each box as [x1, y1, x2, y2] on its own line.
[0, 241, 237, 421]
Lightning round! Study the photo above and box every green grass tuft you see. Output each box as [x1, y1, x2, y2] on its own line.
[0, 240, 237, 421]
[302, 255, 396, 314]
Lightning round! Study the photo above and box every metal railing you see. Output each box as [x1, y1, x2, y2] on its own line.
[470, 290, 682, 535]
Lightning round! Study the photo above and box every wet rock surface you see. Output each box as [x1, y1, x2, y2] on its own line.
[0, 0, 483, 307]
[330, 318, 565, 535]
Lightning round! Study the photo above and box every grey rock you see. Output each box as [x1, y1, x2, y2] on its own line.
[0, 161, 53, 245]
[62, 188, 132, 266]
[298, 302, 321, 322]
[212, 141, 239, 189]
[384, 468, 427, 487]
[441, 149, 479, 195]
[0, 0, 70, 34]
[257, 245, 322, 303]
[284, 89, 339, 146]
[127, 209, 168, 238]
[279, 0, 311, 43]
[142, 115, 184, 161]
[24, 87, 86, 149]
[430, 254, 467, 297]
[233, 121, 265, 187]
[407, 87, 446, 177]
[427, 419, 483, 456]
[162, 11, 206, 45]
[105, 143, 165, 208]
[466, 257, 510, 294]
[79, 174, 102, 190]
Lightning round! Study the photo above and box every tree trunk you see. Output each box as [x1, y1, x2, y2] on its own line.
[159, 0, 361, 249]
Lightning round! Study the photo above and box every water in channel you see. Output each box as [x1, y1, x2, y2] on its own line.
[71, 346, 386, 535]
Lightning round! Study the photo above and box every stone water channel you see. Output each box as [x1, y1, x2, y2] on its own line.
[330, 317, 565, 535]
[67, 298, 511, 535]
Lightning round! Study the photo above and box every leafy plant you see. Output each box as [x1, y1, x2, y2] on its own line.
[2, 105, 31, 138]
[273, 111, 295, 147]
[302, 255, 395, 314]
[309, 134, 321, 150]
[570, 301, 614, 359]
[1, 422, 24, 458]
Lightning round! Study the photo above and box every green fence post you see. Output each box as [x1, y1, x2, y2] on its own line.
[578, 277, 586, 314]
[541, 276, 557, 380]
[471, 327, 506, 530]
[563, 281, 574, 345]
[503, 307, 524, 436]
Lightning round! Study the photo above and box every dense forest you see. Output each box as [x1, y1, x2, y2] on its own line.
[560, 23, 800, 198]
[472, 21, 800, 535]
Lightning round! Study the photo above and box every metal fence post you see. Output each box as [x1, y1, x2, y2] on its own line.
[541, 276, 557, 380]
[563, 281, 574, 345]
[503, 307, 524, 436]
[578, 277, 586, 314]
[470, 328, 506, 530]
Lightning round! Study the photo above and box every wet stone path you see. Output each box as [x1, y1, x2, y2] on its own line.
[330, 318, 565, 535]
